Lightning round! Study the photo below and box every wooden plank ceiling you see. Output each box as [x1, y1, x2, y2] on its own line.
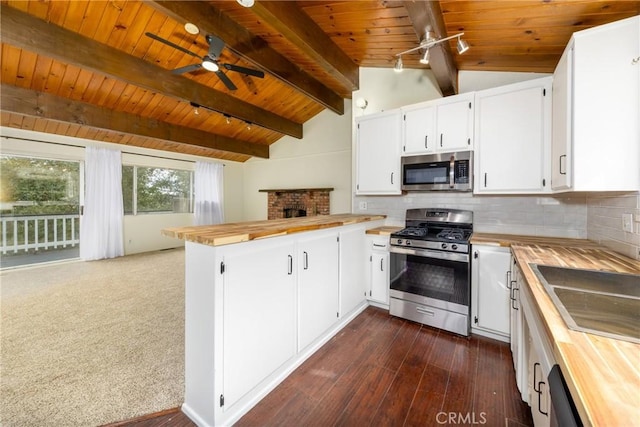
[1, 1, 638, 162]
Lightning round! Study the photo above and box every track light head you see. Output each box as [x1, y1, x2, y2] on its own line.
[419, 49, 430, 65]
[456, 37, 470, 54]
[394, 56, 403, 73]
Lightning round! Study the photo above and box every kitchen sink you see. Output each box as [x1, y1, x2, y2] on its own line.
[530, 264, 640, 344]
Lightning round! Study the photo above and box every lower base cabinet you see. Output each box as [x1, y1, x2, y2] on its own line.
[366, 235, 390, 306]
[471, 245, 511, 341]
[182, 220, 384, 427]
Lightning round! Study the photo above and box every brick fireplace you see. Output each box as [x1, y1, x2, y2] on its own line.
[259, 188, 333, 220]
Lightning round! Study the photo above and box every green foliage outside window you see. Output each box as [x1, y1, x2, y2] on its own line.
[122, 165, 192, 214]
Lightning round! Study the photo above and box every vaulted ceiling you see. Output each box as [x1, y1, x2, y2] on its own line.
[1, 1, 638, 162]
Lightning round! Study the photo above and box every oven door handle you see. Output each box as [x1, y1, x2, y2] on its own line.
[389, 245, 469, 263]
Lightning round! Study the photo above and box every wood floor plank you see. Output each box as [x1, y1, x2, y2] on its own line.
[442, 334, 480, 416]
[473, 336, 508, 425]
[404, 364, 449, 426]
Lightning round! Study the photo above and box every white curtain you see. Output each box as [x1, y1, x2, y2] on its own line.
[194, 161, 224, 225]
[80, 147, 124, 261]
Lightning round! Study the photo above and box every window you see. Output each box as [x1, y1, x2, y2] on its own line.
[122, 166, 193, 215]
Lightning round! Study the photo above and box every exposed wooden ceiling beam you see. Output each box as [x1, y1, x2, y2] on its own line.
[0, 84, 270, 159]
[147, 1, 345, 114]
[403, 0, 458, 96]
[0, 5, 301, 139]
[249, 1, 359, 92]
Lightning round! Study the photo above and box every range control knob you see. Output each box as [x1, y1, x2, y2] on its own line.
[406, 240, 411, 246]
[397, 239, 403, 245]
[441, 243, 448, 250]
[452, 244, 458, 251]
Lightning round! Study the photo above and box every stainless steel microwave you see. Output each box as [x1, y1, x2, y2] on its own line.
[401, 151, 473, 191]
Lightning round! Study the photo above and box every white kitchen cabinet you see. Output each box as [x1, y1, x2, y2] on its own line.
[552, 15, 640, 192]
[366, 235, 390, 306]
[471, 245, 511, 341]
[401, 93, 474, 156]
[474, 77, 552, 194]
[222, 239, 297, 412]
[402, 102, 436, 154]
[339, 226, 368, 316]
[298, 232, 340, 351]
[436, 93, 474, 152]
[355, 109, 402, 195]
[528, 333, 551, 427]
[509, 255, 529, 402]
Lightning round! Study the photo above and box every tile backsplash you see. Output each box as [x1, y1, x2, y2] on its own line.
[354, 192, 588, 238]
[587, 193, 640, 260]
[355, 191, 640, 260]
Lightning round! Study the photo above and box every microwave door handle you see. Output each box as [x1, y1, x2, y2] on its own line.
[449, 156, 455, 188]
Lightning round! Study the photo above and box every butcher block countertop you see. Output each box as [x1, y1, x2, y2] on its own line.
[474, 233, 640, 426]
[365, 226, 403, 236]
[162, 214, 386, 247]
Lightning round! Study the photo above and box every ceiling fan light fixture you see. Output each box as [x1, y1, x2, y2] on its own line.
[419, 49, 430, 65]
[202, 58, 219, 72]
[457, 37, 470, 54]
[394, 56, 403, 73]
[237, 0, 255, 7]
[184, 23, 199, 35]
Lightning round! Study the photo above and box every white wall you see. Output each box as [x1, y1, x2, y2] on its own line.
[241, 101, 354, 221]
[0, 127, 245, 255]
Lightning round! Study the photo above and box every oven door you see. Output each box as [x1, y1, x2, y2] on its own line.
[389, 246, 471, 335]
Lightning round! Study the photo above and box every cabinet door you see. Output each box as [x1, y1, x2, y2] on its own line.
[298, 233, 339, 351]
[471, 245, 511, 337]
[223, 241, 296, 410]
[528, 338, 551, 427]
[436, 96, 473, 151]
[551, 45, 573, 191]
[355, 110, 402, 195]
[402, 104, 435, 154]
[339, 228, 367, 317]
[475, 78, 551, 193]
[370, 252, 389, 305]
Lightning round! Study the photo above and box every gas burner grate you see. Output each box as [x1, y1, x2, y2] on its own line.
[436, 229, 466, 241]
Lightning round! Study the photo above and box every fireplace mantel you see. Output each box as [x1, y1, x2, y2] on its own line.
[258, 188, 334, 193]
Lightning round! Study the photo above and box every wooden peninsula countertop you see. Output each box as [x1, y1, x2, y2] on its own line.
[162, 214, 386, 247]
[472, 233, 640, 426]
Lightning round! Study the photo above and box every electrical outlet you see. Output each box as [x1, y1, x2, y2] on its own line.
[622, 213, 633, 233]
[358, 201, 368, 210]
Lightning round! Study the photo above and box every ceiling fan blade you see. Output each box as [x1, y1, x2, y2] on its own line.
[172, 63, 203, 74]
[215, 71, 237, 91]
[222, 63, 265, 79]
[145, 32, 200, 58]
[206, 34, 226, 59]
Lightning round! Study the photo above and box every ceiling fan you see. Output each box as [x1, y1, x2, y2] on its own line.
[145, 32, 265, 91]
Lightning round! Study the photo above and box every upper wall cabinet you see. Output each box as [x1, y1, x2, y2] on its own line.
[355, 109, 402, 195]
[401, 92, 474, 155]
[552, 16, 640, 192]
[474, 77, 552, 194]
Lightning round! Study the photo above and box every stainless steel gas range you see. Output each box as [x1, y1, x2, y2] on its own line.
[388, 208, 473, 336]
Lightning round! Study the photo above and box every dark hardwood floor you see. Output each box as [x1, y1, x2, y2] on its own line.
[115, 307, 533, 427]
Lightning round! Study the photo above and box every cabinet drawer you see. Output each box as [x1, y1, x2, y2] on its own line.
[389, 297, 468, 335]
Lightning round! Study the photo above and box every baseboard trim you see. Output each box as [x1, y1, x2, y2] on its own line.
[99, 407, 182, 426]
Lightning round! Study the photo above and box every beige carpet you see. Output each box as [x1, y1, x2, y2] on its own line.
[0, 249, 185, 426]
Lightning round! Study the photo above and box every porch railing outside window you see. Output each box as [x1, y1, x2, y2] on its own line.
[1, 214, 80, 254]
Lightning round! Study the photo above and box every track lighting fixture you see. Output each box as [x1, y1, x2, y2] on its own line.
[246, 122, 252, 130]
[224, 114, 231, 124]
[394, 56, 403, 73]
[394, 31, 469, 69]
[419, 49, 430, 65]
[456, 37, 470, 54]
